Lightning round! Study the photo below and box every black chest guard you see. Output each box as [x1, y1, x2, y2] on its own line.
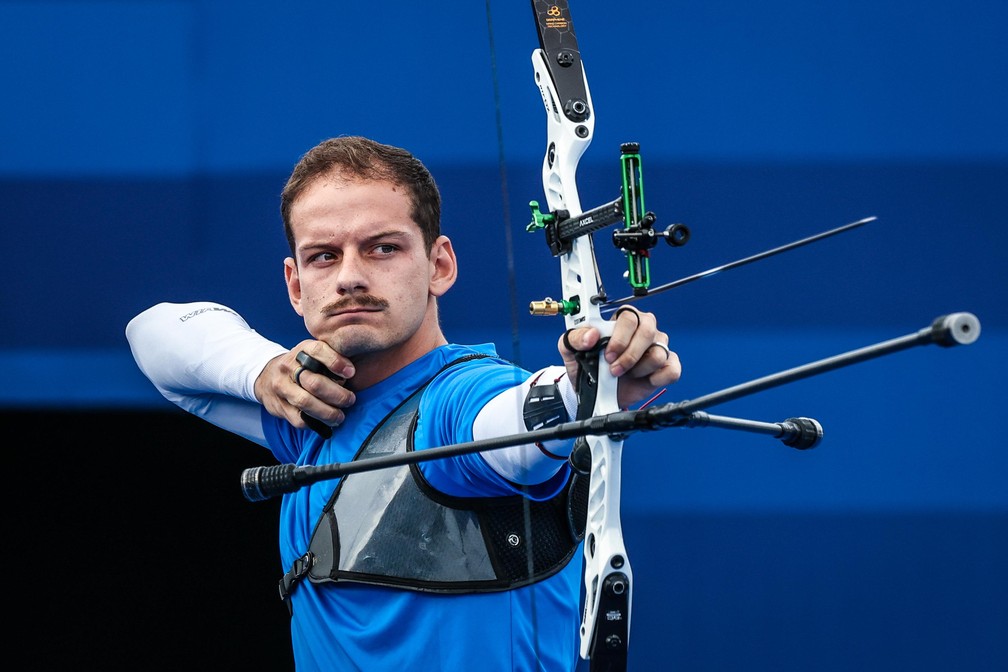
[279, 358, 587, 605]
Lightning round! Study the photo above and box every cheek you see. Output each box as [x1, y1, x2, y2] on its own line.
[382, 263, 426, 296]
[296, 271, 333, 306]
[402, 273, 432, 303]
[302, 289, 328, 306]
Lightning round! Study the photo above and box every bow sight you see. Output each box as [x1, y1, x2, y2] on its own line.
[528, 142, 691, 315]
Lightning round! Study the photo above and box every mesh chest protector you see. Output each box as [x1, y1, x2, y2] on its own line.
[279, 358, 587, 604]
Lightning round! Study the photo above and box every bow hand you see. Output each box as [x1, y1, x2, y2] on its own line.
[561, 309, 681, 410]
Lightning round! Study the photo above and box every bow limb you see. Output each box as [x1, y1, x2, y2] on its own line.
[529, 2, 631, 668]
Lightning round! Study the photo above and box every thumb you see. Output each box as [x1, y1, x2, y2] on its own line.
[559, 326, 601, 357]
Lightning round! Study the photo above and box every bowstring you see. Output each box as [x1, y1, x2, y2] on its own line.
[484, 1, 547, 665]
[484, 0, 523, 367]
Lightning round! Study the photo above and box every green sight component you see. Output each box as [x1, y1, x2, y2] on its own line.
[527, 200, 555, 232]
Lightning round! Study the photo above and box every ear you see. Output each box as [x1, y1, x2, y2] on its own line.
[429, 235, 458, 297]
[284, 257, 305, 316]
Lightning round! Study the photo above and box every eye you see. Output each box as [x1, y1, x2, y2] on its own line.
[306, 250, 338, 264]
[373, 243, 398, 256]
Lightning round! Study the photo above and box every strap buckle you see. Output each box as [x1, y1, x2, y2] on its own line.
[278, 552, 314, 613]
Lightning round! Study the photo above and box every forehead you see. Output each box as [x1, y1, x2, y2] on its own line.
[298, 172, 405, 204]
[290, 176, 417, 240]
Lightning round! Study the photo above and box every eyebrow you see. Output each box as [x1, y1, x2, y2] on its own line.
[361, 227, 413, 244]
[298, 226, 415, 254]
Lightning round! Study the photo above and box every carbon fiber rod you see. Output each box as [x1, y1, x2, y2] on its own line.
[241, 312, 979, 501]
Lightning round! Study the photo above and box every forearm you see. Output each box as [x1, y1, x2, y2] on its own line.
[125, 301, 288, 443]
[474, 366, 579, 485]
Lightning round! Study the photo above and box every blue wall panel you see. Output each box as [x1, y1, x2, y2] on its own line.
[1, 2, 1004, 669]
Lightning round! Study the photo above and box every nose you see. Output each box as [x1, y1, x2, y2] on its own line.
[334, 250, 368, 294]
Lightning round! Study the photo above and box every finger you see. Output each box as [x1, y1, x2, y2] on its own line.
[608, 308, 656, 351]
[292, 341, 356, 381]
[615, 345, 682, 408]
[558, 329, 604, 364]
[612, 306, 641, 329]
[291, 364, 355, 410]
[647, 342, 671, 362]
[296, 350, 345, 383]
[606, 312, 659, 375]
[618, 343, 668, 381]
[643, 344, 682, 387]
[560, 330, 577, 355]
[291, 391, 348, 437]
[286, 348, 354, 438]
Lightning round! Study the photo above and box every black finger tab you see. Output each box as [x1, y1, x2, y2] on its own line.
[300, 411, 333, 439]
[295, 350, 344, 383]
[296, 350, 326, 374]
[561, 330, 576, 353]
[612, 306, 640, 327]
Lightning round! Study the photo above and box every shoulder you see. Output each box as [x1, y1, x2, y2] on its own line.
[416, 345, 527, 437]
[429, 344, 527, 395]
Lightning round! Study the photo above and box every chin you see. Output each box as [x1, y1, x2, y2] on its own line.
[328, 328, 390, 358]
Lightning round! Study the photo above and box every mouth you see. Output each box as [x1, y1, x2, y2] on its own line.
[324, 297, 388, 320]
[331, 305, 381, 316]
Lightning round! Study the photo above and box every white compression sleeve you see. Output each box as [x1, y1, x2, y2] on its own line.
[474, 365, 579, 486]
[125, 301, 289, 445]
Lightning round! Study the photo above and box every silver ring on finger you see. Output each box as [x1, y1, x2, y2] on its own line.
[649, 342, 671, 361]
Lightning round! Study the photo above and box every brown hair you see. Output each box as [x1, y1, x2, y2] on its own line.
[280, 136, 441, 254]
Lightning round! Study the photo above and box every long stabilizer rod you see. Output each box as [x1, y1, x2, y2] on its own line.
[241, 312, 979, 501]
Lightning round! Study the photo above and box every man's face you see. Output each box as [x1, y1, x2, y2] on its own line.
[284, 175, 444, 361]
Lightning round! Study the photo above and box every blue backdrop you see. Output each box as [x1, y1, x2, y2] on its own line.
[1, 2, 1004, 670]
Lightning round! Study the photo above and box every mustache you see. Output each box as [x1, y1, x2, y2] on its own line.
[322, 295, 389, 313]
